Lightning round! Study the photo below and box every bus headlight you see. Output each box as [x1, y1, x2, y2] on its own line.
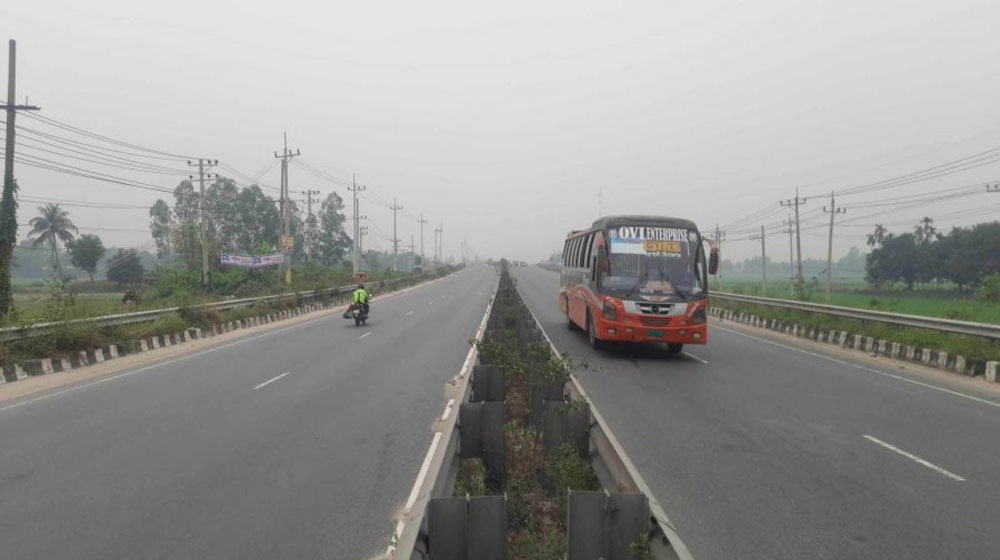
[602, 300, 616, 321]
[691, 306, 707, 324]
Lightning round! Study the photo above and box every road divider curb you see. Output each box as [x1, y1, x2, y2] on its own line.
[710, 307, 996, 381]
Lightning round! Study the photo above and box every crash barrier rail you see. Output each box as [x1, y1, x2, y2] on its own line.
[710, 291, 1000, 341]
[396, 265, 691, 560]
[0, 268, 457, 343]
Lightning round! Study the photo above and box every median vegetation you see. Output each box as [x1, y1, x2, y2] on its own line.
[454, 260, 603, 559]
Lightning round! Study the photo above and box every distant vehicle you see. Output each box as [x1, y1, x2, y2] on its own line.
[559, 215, 719, 353]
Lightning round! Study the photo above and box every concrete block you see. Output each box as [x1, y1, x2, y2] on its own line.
[162, 335, 173, 348]
[937, 351, 949, 370]
[21, 360, 49, 376]
[108, 345, 119, 359]
[152, 336, 162, 349]
[57, 358, 72, 372]
[14, 364, 28, 380]
[905, 346, 917, 361]
[954, 355, 970, 376]
[921, 349, 932, 364]
[891, 343, 903, 359]
[986, 361, 1000, 383]
[77, 351, 90, 367]
[876, 340, 889, 356]
[138, 339, 150, 352]
[92, 348, 106, 363]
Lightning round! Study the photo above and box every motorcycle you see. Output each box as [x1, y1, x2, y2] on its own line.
[347, 302, 369, 326]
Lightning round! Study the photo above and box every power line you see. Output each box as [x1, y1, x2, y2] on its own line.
[20, 111, 195, 160]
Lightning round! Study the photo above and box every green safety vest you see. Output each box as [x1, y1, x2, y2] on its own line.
[352, 289, 369, 303]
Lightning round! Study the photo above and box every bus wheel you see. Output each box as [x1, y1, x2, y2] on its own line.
[588, 312, 604, 350]
[667, 343, 683, 355]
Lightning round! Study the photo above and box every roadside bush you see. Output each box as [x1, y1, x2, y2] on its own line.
[979, 273, 1000, 303]
[177, 306, 208, 328]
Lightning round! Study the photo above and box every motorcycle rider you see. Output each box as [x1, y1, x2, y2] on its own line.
[351, 283, 370, 315]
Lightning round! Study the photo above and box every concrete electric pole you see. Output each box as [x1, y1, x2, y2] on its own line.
[712, 225, 726, 280]
[273, 134, 300, 285]
[0, 39, 40, 316]
[187, 159, 218, 287]
[782, 215, 794, 297]
[390, 198, 403, 272]
[418, 213, 428, 267]
[749, 225, 767, 296]
[780, 189, 808, 293]
[348, 174, 366, 276]
[822, 194, 847, 304]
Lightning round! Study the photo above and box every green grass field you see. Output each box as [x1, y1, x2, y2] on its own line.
[713, 277, 1000, 324]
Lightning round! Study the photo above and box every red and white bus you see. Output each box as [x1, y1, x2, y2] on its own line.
[559, 215, 719, 353]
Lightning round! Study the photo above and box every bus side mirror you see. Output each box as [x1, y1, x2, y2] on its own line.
[709, 249, 720, 275]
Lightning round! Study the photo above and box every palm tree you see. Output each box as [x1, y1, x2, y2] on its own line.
[28, 203, 78, 274]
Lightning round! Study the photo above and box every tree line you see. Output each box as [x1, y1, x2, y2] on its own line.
[148, 177, 352, 270]
[866, 217, 1000, 290]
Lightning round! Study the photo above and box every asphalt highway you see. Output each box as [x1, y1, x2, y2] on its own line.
[0, 265, 496, 560]
[514, 265, 1000, 560]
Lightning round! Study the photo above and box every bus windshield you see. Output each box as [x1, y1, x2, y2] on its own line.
[599, 225, 704, 301]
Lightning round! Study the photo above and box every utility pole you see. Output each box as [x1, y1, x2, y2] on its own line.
[0, 39, 40, 316]
[438, 222, 444, 264]
[750, 225, 767, 296]
[418, 213, 429, 266]
[782, 215, 794, 297]
[822, 194, 847, 304]
[348, 174, 366, 276]
[299, 188, 320, 259]
[273, 133, 300, 285]
[187, 159, 218, 287]
[390, 198, 403, 272]
[780, 189, 807, 292]
[712, 225, 726, 279]
[358, 224, 369, 267]
[2, 40, 39, 187]
[434, 223, 443, 264]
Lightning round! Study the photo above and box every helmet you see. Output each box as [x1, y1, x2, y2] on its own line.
[358, 283, 365, 290]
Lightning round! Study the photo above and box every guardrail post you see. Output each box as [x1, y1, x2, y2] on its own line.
[567, 491, 651, 560]
[426, 495, 507, 560]
[459, 401, 506, 489]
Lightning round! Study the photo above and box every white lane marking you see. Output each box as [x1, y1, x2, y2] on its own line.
[405, 432, 442, 510]
[683, 351, 709, 364]
[863, 434, 966, 481]
[406, 311, 414, 316]
[252, 371, 290, 390]
[714, 325, 1000, 410]
[441, 398, 456, 421]
[0, 270, 464, 413]
[427, 300, 434, 306]
[359, 332, 372, 339]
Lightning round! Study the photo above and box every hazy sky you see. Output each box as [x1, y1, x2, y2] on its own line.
[3, 0, 1000, 262]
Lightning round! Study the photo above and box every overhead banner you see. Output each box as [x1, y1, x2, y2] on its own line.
[221, 253, 285, 268]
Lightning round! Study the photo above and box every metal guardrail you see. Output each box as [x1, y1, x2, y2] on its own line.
[711, 291, 1000, 341]
[0, 269, 453, 343]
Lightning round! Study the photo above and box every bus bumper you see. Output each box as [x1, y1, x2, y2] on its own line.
[594, 318, 707, 344]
